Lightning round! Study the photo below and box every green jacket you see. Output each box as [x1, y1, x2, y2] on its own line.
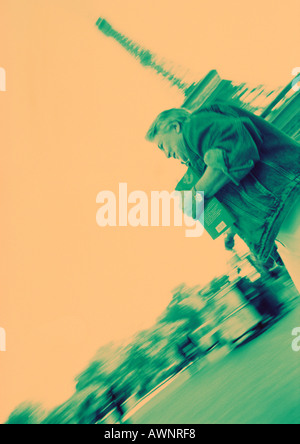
[180, 102, 300, 262]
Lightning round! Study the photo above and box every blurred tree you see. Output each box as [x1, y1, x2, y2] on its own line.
[5, 402, 45, 424]
[159, 301, 202, 332]
[5, 278, 240, 424]
[75, 360, 106, 392]
[42, 387, 108, 424]
[42, 401, 76, 425]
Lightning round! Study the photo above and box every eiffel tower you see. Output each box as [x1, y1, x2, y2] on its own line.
[95, 17, 197, 97]
[95, 17, 299, 140]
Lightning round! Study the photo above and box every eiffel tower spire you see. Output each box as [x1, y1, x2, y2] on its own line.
[95, 16, 296, 128]
[96, 17, 196, 96]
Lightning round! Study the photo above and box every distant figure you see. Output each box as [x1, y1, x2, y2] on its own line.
[236, 277, 281, 319]
[107, 386, 130, 424]
[252, 280, 281, 319]
[177, 334, 204, 371]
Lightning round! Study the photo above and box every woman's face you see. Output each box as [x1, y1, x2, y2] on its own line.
[154, 126, 190, 164]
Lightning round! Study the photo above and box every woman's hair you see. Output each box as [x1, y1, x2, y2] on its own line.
[145, 108, 192, 142]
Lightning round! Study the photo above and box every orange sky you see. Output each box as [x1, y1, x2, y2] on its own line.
[0, 0, 299, 422]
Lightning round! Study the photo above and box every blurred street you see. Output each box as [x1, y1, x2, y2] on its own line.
[131, 305, 300, 424]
